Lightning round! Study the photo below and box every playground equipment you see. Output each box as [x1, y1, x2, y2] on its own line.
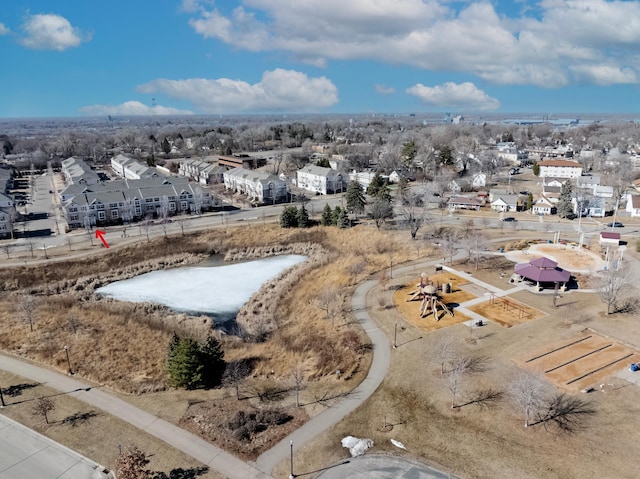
[406, 273, 454, 320]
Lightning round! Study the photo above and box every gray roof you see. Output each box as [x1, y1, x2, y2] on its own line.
[298, 164, 342, 178]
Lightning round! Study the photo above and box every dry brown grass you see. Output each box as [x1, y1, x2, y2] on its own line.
[0, 369, 223, 479]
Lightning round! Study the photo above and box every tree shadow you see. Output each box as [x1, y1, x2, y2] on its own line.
[456, 388, 503, 409]
[3, 382, 39, 397]
[60, 410, 99, 427]
[293, 460, 350, 477]
[150, 466, 209, 479]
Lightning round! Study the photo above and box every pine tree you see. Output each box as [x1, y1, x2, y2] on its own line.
[532, 161, 540, 176]
[345, 180, 366, 217]
[321, 203, 333, 226]
[557, 182, 574, 218]
[396, 176, 409, 204]
[167, 337, 204, 389]
[297, 204, 309, 228]
[280, 206, 299, 228]
[199, 336, 225, 388]
[336, 208, 349, 229]
[526, 192, 534, 211]
[332, 206, 342, 226]
[366, 172, 385, 197]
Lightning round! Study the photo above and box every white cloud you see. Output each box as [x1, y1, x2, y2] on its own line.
[19, 13, 90, 51]
[406, 82, 500, 111]
[0, 23, 10, 35]
[185, 0, 640, 88]
[78, 101, 193, 116]
[375, 84, 396, 95]
[137, 69, 338, 113]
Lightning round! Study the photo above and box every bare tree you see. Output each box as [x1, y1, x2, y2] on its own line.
[17, 293, 38, 332]
[431, 333, 458, 376]
[441, 230, 460, 265]
[115, 445, 150, 479]
[508, 371, 548, 427]
[158, 195, 171, 238]
[598, 264, 631, 315]
[222, 359, 253, 400]
[444, 357, 469, 409]
[316, 286, 342, 325]
[3, 243, 10, 259]
[33, 397, 55, 424]
[464, 231, 489, 271]
[289, 363, 307, 407]
[398, 190, 429, 239]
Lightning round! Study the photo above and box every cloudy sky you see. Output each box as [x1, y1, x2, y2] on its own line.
[1, 0, 639, 117]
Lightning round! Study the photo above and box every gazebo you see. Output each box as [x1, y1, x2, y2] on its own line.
[513, 257, 571, 291]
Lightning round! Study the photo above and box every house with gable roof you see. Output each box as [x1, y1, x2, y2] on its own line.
[296, 164, 348, 195]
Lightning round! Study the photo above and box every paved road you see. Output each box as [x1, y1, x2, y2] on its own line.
[0, 354, 270, 479]
[0, 414, 109, 479]
[315, 454, 459, 479]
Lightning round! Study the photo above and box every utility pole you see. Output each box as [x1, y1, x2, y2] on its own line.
[0, 384, 5, 407]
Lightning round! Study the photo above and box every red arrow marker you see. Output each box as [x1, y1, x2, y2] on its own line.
[95, 229, 109, 248]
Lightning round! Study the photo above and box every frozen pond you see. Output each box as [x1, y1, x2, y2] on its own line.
[96, 255, 306, 317]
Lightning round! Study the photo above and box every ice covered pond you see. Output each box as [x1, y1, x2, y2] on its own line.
[96, 255, 307, 316]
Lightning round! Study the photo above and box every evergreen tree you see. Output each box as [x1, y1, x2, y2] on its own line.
[316, 157, 330, 168]
[167, 337, 204, 389]
[401, 140, 417, 165]
[396, 175, 409, 204]
[280, 206, 299, 228]
[437, 145, 454, 165]
[161, 137, 171, 155]
[345, 180, 366, 216]
[199, 336, 225, 388]
[296, 204, 309, 228]
[332, 206, 343, 226]
[366, 172, 390, 201]
[336, 208, 349, 229]
[532, 161, 540, 176]
[526, 192, 534, 211]
[557, 182, 574, 218]
[321, 203, 333, 226]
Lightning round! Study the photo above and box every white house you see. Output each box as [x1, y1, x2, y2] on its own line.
[537, 159, 583, 178]
[626, 194, 640, 217]
[178, 159, 225, 185]
[448, 195, 483, 210]
[296, 164, 348, 195]
[223, 168, 288, 204]
[349, 170, 376, 189]
[532, 195, 555, 215]
[472, 172, 487, 188]
[491, 194, 519, 212]
[0, 193, 13, 208]
[0, 208, 13, 238]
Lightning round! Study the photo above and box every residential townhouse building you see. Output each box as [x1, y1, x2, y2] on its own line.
[296, 164, 348, 195]
[111, 154, 158, 180]
[223, 168, 288, 204]
[61, 157, 100, 185]
[178, 159, 225, 185]
[63, 179, 212, 229]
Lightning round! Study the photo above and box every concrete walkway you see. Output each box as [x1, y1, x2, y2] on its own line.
[0, 354, 270, 479]
[255, 279, 391, 474]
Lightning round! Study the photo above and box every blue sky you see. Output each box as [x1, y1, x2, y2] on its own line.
[1, 0, 640, 118]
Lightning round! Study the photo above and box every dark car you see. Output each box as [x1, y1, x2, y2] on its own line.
[606, 221, 624, 228]
[503, 217, 517, 222]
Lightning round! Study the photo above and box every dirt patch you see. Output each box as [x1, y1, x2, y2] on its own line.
[468, 296, 547, 327]
[505, 242, 605, 274]
[516, 332, 640, 392]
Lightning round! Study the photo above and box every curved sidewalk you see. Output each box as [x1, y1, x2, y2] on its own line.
[255, 279, 391, 473]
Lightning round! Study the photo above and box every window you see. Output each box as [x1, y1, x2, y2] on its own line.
[97, 211, 106, 221]
[181, 201, 188, 210]
[111, 210, 119, 219]
[96, 204, 105, 210]
[169, 202, 176, 211]
[69, 214, 79, 221]
[68, 207, 77, 213]
[110, 203, 118, 208]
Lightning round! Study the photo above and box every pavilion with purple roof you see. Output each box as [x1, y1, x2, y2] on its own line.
[513, 257, 571, 291]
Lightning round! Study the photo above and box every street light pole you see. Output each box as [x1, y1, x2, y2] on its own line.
[289, 440, 295, 479]
[64, 345, 73, 375]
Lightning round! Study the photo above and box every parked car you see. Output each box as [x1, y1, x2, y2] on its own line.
[503, 217, 517, 222]
[606, 221, 624, 228]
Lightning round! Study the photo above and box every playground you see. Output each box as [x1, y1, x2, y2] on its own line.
[517, 332, 640, 392]
[468, 294, 547, 327]
[392, 271, 474, 332]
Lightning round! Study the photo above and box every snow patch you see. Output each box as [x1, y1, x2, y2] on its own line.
[341, 436, 374, 457]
